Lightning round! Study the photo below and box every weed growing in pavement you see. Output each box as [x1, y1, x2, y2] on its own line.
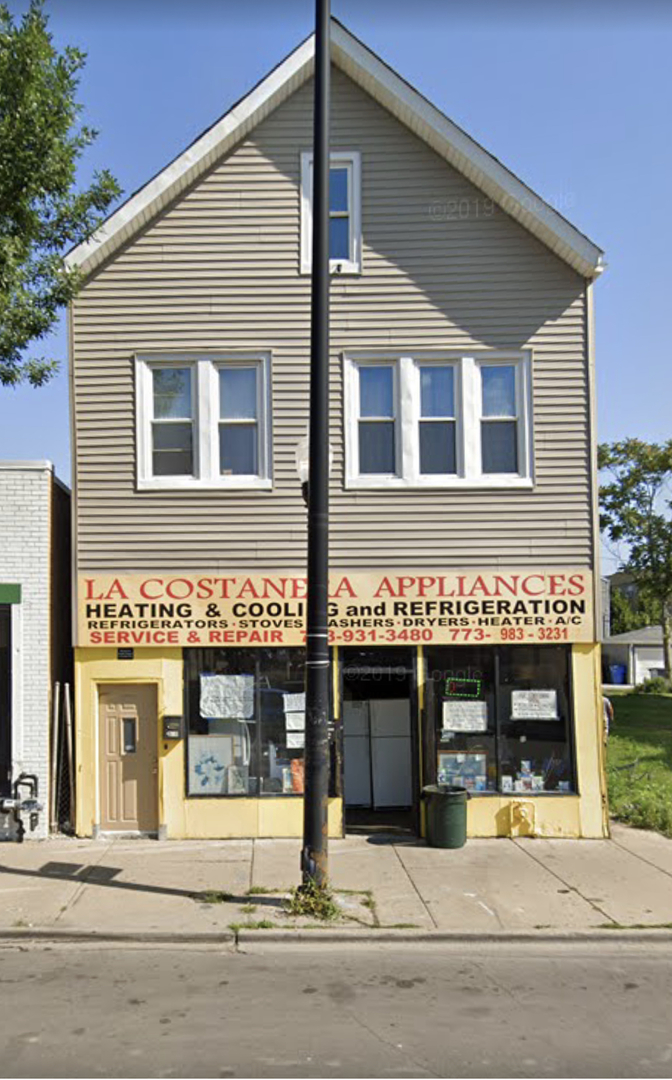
[196, 890, 234, 904]
[286, 878, 340, 921]
[229, 920, 275, 932]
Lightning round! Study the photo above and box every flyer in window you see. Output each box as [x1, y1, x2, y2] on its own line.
[511, 689, 558, 720]
[442, 700, 488, 732]
[283, 692, 306, 714]
[199, 674, 255, 719]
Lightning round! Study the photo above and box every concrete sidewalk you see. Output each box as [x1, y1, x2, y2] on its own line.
[0, 823, 671, 942]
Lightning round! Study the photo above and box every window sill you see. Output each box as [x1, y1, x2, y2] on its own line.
[137, 477, 273, 492]
[345, 476, 534, 491]
[300, 261, 361, 276]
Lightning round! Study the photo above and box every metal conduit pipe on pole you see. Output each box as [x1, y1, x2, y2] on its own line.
[301, 0, 331, 889]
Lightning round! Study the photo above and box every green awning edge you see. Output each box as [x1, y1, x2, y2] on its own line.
[0, 584, 21, 604]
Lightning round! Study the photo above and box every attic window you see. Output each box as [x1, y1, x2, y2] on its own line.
[300, 151, 361, 275]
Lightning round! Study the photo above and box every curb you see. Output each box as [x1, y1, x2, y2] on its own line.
[1, 927, 672, 946]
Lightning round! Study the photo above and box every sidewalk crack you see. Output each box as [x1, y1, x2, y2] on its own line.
[347, 1006, 439, 1079]
[392, 844, 438, 929]
[513, 839, 617, 925]
[610, 834, 672, 882]
[53, 838, 117, 924]
[249, 839, 256, 893]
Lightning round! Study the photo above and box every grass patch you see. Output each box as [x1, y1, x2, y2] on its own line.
[229, 920, 275, 932]
[607, 693, 672, 837]
[246, 885, 277, 896]
[240, 903, 257, 914]
[285, 878, 340, 921]
[196, 890, 233, 904]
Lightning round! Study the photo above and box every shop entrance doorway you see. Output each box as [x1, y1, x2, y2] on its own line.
[341, 648, 416, 832]
[98, 684, 158, 834]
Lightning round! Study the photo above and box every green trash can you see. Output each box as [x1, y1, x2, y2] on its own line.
[423, 784, 469, 848]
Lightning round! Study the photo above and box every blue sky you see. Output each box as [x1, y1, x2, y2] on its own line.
[2, 0, 671, 519]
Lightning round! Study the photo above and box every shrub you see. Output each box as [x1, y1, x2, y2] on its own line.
[634, 676, 672, 695]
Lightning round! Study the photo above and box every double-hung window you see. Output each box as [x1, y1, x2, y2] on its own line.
[480, 363, 519, 475]
[300, 151, 361, 274]
[151, 366, 194, 477]
[344, 352, 532, 489]
[136, 354, 271, 490]
[357, 364, 397, 475]
[418, 364, 457, 475]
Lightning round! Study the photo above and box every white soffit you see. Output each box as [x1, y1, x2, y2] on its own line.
[66, 20, 604, 280]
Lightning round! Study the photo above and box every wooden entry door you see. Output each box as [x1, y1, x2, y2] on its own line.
[99, 684, 158, 833]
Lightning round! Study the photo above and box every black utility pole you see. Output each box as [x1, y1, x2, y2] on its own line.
[301, 0, 331, 889]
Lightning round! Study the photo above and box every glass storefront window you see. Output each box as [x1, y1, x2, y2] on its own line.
[498, 646, 574, 794]
[184, 648, 307, 797]
[425, 645, 575, 794]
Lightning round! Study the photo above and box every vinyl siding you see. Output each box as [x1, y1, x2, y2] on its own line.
[72, 68, 592, 573]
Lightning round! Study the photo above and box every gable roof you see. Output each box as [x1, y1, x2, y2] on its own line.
[65, 19, 604, 280]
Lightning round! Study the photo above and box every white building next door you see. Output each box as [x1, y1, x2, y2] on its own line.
[344, 698, 413, 809]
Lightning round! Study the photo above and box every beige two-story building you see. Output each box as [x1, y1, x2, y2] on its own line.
[67, 21, 607, 840]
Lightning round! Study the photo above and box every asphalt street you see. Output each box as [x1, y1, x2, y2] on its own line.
[0, 941, 671, 1078]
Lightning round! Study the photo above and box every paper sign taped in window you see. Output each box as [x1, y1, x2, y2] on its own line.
[442, 700, 488, 732]
[285, 711, 305, 731]
[200, 674, 255, 719]
[511, 689, 558, 720]
[283, 692, 306, 713]
[287, 730, 305, 749]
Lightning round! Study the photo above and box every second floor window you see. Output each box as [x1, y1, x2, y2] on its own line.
[300, 151, 361, 275]
[344, 352, 532, 489]
[136, 354, 272, 491]
[151, 367, 194, 476]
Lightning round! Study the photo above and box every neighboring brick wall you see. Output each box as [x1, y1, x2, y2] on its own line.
[0, 463, 70, 840]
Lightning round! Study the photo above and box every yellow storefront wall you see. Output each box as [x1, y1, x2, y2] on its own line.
[75, 642, 607, 840]
[75, 647, 342, 839]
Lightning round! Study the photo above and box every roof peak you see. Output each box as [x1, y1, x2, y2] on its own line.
[66, 19, 603, 280]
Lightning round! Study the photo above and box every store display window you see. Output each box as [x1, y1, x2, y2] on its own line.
[425, 645, 575, 794]
[184, 648, 308, 797]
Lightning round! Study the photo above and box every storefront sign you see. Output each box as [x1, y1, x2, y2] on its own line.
[77, 568, 594, 648]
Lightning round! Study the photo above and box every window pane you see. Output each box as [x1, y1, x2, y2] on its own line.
[481, 420, 518, 473]
[498, 645, 574, 793]
[329, 215, 350, 261]
[420, 366, 454, 418]
[420, 421, 456, 474]
[482, 365, 516, 417]
[220, 367, 258, 420]
[220, 423, 258, 475]
[359, 420, 395, 474]
[153, 368, 191, 419]
[359, 366, 394, 418]
[425, 646, 498, 792]
[152, 422, 193, 476]
[329, 167, 349, 212]
[122, 718, 136, 754]
[184, 647, 308, 797]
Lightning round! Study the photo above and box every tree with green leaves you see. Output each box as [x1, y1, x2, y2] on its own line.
[609, 582, 660, 637]
[599, 439, 672, 677]
[0, 0, 120, 386]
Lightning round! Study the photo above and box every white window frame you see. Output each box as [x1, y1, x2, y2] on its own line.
[136, 352, 272, 491]
[343, 351, 533, 490]
[300, 150, 362, 275]
[475, 356, 532, 483]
